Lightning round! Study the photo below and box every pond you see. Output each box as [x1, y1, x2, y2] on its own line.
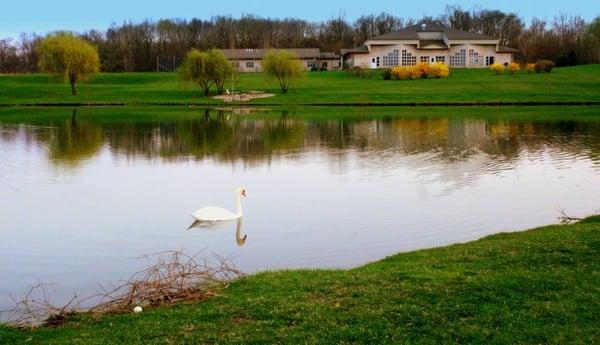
[1, 106, 599, 312]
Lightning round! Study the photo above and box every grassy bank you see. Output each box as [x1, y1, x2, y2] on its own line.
[1, 217, 599, 344]
[0, 65, 599, 106]
[2, 104, 600, 123]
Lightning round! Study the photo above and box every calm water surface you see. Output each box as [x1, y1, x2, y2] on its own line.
[1, 106, 599, 311]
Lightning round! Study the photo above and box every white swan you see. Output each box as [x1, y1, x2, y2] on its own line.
[188, 187, 246, 221]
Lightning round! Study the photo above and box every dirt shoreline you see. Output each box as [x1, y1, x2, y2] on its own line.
[2, 100, 600, 107]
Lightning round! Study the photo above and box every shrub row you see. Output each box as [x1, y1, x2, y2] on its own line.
[490, 60, 555, 74]
[383, 62, 450, 80]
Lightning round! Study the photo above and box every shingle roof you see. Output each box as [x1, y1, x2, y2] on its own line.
[497, 46, 519, 53]
[320, 52, 340, 59]
[220, 48, 320, 60]
[340, 46, 370, 56]
[372, 24, 496, 41]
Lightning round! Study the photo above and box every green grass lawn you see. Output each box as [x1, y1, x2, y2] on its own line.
[0, 65, 599, 106]
[1, 217, 599, 344]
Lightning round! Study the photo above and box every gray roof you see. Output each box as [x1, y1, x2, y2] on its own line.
[497, 46, 519, 53]
[320, 52, 340, 59]
[372, 24, 496, 41]
[340, 46, 370, 56]
[220, 48, 320, 60]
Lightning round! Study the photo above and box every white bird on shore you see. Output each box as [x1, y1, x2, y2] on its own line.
[188, 187, 246, 221]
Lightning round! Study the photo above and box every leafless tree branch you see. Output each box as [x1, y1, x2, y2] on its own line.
[2, 250, 242, 327]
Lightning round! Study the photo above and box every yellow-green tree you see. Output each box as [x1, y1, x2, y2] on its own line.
[37, 32, 100, 95]
[178, 49, 234, 96]
[178, 49, 213, 96]
[263, 50, 303, 93]
[208, 49, 235, 94]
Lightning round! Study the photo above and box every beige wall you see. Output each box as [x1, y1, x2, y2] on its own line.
[319, 59, 341, 70]
[304, 59, 317, 70]
[347, 54, 372, 69]
[232, 60, 263, 73]
[494, 53, 513, 65]
[346, 42, 512, 69]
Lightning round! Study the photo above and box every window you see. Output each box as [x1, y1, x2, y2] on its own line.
[322, 62, 328, 68]
[469, 49, 482, 66]
[420, 56, 429, 63]
[307, 61, 315, 68]
[382, 49, 399, 66]
[376, 57, 380, 67]
[449, 49, 466, 67]
[485, 56, 495, 66]
[401, 50, 416, 66]
[435, 56, 446, 63]
[246, 61, 254, 68]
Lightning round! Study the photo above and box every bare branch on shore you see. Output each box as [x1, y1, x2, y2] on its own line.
[1, 250, 242, 327]
[557, 208, 583, 224]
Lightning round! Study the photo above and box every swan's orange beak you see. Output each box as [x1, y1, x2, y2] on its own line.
[241, 190, 247, 197]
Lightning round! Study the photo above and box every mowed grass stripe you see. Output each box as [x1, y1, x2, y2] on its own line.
[0, 65, 599, 106]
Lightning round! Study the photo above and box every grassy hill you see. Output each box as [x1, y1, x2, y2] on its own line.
[1, 217, 599, 344]
[0, 65, 599, 106]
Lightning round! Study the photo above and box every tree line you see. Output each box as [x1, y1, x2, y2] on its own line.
[1, 6, 599, 73]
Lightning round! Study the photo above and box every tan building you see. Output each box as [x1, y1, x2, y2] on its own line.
[342, 23, 518, 69]
[220, 48, 341, 72]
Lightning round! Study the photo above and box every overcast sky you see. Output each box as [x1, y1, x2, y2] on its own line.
[1, 0, 598, 39]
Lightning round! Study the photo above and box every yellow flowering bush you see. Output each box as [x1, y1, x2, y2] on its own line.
[507, 62, 520, 74]
[409, 67, 424, 79]
[387, 63, 450, 80]
[390, 66, 411, 80]
[415, 62, 431, 77]
[490, 63, 505, 74]
[525, 63, 536, 73]
[428, 62, 450, 78]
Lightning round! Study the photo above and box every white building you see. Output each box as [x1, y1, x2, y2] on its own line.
[341, 23, 518, 69]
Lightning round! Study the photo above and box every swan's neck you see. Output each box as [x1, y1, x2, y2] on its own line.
[235, 194, 243, 217]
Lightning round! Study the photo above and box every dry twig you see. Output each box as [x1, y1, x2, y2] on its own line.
[557, 208, 583, 224]
[1, 250, 242, 327]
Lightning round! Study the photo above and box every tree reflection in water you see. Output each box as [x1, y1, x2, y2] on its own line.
[1, 107, 599, 181]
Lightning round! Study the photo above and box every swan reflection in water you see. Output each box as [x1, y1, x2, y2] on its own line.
[187, 218, 247, 246]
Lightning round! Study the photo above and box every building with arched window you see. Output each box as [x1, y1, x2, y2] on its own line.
[341, 23, 518, 69]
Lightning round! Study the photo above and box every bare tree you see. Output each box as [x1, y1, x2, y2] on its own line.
[1, 11, 599, 73]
